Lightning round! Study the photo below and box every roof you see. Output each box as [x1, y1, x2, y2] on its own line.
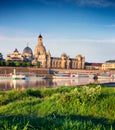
[38, 34, 42, 38]
[14, 48, 18, 53]
[23, 46, 33, 54]
[85, 62, 102, 66]
[106, 60, 115, 63]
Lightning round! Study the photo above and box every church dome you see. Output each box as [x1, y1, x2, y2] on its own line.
[23, 46, 33, 54]
[35, 45, 46, 55]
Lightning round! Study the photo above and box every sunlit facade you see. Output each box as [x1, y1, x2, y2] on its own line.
[34, 35, 85, 69]
[102, 60, 115, 70]
[6, 35, 85, 69]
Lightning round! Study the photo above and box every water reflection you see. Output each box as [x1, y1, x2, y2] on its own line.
[0, 78, 115, 91]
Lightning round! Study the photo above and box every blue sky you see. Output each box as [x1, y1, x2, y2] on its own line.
[0, 0, 115, 62]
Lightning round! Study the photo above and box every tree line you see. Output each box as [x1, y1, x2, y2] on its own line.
[0, 61, 40, 67]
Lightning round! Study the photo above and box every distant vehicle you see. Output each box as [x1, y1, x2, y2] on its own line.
[53, 72, 78, 79]
[12, 74, 26, 80]
[53, 72, 94, 79]
[78, 74, 94, 78]
[12, 69, 26, 80]
[97, 73, 114, 79]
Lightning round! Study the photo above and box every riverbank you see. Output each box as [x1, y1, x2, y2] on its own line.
[0, 84, 115, 129]
[0, 66, 104, 75]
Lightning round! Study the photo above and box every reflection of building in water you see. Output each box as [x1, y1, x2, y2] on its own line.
[6, 34, 85, 69]
[12, 79, 47, 89]
[0, 78, 115, 91]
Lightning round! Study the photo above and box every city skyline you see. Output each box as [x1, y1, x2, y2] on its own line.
[0, 0, 115, 63]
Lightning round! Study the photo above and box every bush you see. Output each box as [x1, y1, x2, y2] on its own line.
[26, 89, 43, 98]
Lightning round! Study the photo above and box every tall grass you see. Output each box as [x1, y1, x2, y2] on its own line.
[0, 85, 115, 130]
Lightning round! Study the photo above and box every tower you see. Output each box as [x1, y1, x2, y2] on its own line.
[34, 34, 51, 68]
[38, 34, 43, 46]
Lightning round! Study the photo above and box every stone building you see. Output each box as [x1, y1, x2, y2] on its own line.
[34, 35, 85, 69]
[34, 34, 51, 68]
[102, 60, 115, 70]
[6, 48, 24, 62]
[23, 45, 33, 62]
[85, 62, 102, 70]
[6, 46, 33, 62]
[5, 34, 85, 69]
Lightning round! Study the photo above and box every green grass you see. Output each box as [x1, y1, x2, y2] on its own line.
[0, 85, 115, 130]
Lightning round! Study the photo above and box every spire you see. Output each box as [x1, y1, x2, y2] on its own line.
[14, 48, 18, 52]
[27, 42, 29, 47]
[38, 34, 43, 45]
[38, 34, 42, 38]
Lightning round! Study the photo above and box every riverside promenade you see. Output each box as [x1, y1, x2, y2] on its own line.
[0, 67, 50, 76]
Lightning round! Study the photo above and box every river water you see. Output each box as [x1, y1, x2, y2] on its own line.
[0, 78, 115, 91]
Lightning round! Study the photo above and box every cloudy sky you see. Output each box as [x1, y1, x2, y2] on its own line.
[0, 0, 115, 62]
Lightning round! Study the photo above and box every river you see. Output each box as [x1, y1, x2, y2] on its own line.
[0, 77, 115, 91]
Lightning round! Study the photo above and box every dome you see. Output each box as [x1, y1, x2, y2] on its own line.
[34, 45, 46, 55]
[23, 46, 33, 54]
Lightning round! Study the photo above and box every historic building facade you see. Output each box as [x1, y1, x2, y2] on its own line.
[6, 34, 85, 69]
[102, 60, 115, 70]
[6, 46, 33, 62]
[34, 35, 85, 69]
[6, 48, 24, 62]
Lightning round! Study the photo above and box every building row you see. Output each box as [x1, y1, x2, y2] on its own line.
[0, 34, 115, 70]
[4, 35, 85, 69]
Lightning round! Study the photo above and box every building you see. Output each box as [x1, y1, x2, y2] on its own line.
[34, 35, 85, 69]
[34, 34, 51, 68]
[6, 45, 33, 62]
[23, 45, 33, 62]
[5, 34, 85, 69]
[102, 60, 115, 70]
[6, 48, 24, 62]
[85, 62, 102, 70]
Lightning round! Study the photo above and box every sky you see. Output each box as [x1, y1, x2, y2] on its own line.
[0, 0, 115, 63]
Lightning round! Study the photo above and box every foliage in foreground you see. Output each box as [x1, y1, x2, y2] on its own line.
[0, 85, 115, 130]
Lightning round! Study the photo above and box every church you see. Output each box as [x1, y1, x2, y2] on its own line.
[6, 34, 85, 69]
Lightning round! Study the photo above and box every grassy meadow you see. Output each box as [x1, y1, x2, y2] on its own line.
[0, 84, 115, 130]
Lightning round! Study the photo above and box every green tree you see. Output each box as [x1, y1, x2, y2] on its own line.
[14, 61, 21, 67]
[0, 61, 3, 66]
[36, 62, 40, 68]
[10, 62, 15, 67]
[26, 62, 31, 67]
[22, 62, 27, 67]
[6, 61, 10, 66]
[0, 53, 3, 60]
